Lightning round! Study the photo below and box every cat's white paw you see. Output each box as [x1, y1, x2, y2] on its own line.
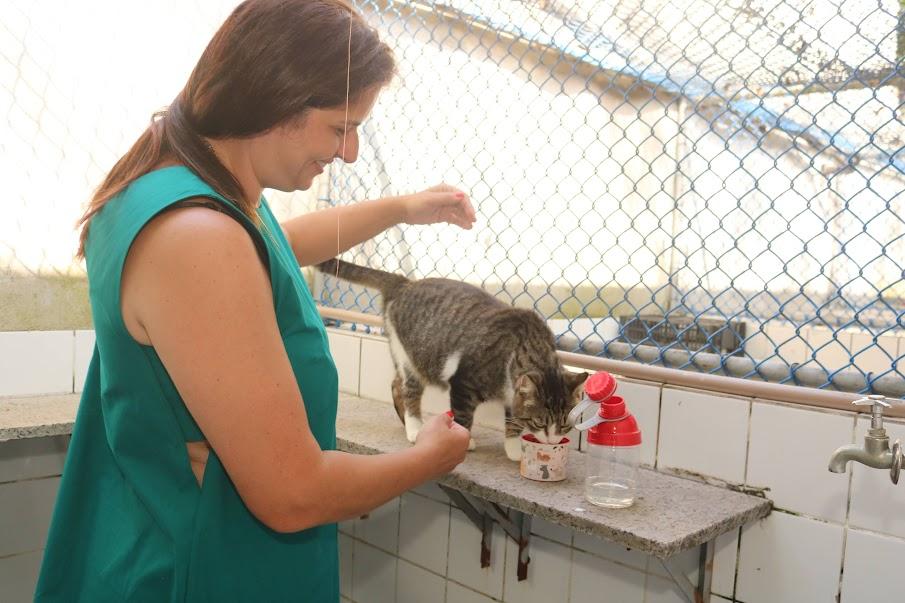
[504, 436, 522, 461]
[468, 437, 476, 451]
[404, 413, 423, 444]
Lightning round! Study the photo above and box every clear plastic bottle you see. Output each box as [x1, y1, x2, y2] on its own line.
[584, 418, 640, 508]
[569, 372, 642, 508]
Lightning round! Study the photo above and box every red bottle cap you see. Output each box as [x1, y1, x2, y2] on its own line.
[586, 395, 642, 447]
[585, 371, 617, 402]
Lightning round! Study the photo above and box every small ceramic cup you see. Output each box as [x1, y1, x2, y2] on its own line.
[519, 434, 570, 482]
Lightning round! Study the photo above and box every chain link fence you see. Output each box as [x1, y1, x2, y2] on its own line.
[2, 1, 903, 395]
[317, 0, 905, 396]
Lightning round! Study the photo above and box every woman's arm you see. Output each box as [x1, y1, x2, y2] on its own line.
[280, 185, 476, 266]
[123, 206, 470, 532]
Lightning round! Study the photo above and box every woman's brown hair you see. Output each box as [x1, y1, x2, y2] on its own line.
[76, 0, 394, 257]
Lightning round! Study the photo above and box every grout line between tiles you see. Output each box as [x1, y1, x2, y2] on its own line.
[836, 412, 856, 602]
[730, 526, 742, 603]
[742, 399, 753, 486]
[652, 383, 663, 471]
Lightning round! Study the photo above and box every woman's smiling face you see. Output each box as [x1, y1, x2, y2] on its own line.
[251, 85, 379, 192]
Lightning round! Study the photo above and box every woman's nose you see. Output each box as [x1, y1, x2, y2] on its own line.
[335, 131, 359, 163]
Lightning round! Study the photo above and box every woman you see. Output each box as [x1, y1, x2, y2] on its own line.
[35, 0, 472, 600]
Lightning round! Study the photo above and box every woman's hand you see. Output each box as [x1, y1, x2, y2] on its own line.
[413, 412, 470, 477]
[401, 184, 476, 230]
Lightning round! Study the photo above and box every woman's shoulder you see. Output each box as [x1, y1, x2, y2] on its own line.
[137, 201, 257, 260]
[89, 161, 270, 273]
[97, 163, 228, 230]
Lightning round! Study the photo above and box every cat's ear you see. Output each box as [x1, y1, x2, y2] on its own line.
[515, 372, 541, 402]
[565, 371, 590, 399]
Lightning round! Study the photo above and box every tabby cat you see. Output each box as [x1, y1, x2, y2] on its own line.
[318, 259, 588, 460]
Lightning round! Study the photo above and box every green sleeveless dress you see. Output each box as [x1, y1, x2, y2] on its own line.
[35, 166, 340, 602]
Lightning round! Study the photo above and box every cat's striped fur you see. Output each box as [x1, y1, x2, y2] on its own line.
[318, 259, 588, 460]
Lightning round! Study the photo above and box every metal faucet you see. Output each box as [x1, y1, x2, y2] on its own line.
[828, 395, 903, 484]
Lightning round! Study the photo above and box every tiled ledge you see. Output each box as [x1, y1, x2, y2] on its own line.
[0, 392, 772, 559]
[0, 394, 78, 442]
[337, 395, 771, 559]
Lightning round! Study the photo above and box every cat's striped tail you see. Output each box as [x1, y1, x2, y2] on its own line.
[316, 259, 410, 299]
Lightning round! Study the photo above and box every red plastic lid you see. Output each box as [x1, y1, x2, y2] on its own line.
[586, 395, 642, 446]
[585, 371, 617, 402]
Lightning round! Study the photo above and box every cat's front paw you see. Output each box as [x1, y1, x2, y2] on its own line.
[404, 414, 423, 444]
[504, 436, 522, 461]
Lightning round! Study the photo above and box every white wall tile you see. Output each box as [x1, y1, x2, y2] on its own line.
[0, 331, 74, 396]
[0, 436, 67, 483]
[646, 546, 698, 585]
[644, 573, 687, 603]
[570, 550, 645, 603]
[398, 493, 450, 576]
[736, 511, 844, 603]
[0, 477, 60, 556]
[531, 517, 572, 546]
[616, 378, 660, 467]
[747, 401, 852, 522]
[568, 426, 581, 452]
[448, 508, 505, 600]
[563, 365, 587, 451]
[849, 418, 905, 538]
[396, 559, 445, 603]
[355, 497, 400, 553]
[503, 536, 571, 603]
[352, 541, 397, 603]
[73, 330, 95, 394]
[327, 330, 361, 395]
[840, 528, 905, 602]
[446, 582, 496, 603]
[571, 532, 647, 572]
[711, 597, 733, 603]
[643, 533, 735, 599]
[359, 337, 395, 403]
[339, 516, 355, 536]
[711, 528, 739, 599]
[339, 533, 353, 598]
[0, 550, 43, 603]
[658, 388, 750, 483]
[410, 480, 449, 505]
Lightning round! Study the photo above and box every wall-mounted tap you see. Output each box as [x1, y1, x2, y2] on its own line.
[828, 395, 903, 484]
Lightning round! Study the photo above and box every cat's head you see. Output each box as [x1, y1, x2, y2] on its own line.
[511, 369, 589, 443]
